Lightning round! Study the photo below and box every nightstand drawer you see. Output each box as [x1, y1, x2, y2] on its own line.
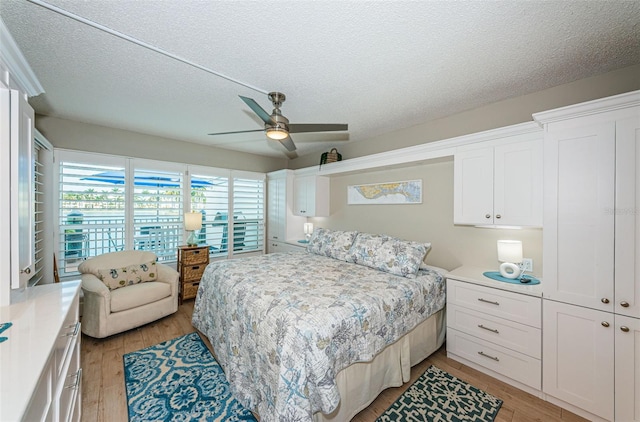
[182, 281, 200, 300]
[182, 248, 208, 265]
[182, 264, 206, 282]
[447, 303, 541, 359]
[447, 328, 541, 390]
[447, 279, 541, 328]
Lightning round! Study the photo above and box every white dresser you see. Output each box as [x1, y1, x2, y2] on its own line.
[446, 266, 543, 395]
[0, 280, 82, 422]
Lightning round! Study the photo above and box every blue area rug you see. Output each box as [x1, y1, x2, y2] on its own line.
[123, 332, 256, 422]
[376, 365, 503, 422]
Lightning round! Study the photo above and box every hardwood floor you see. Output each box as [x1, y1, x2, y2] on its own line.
[81, 301, 588, 422]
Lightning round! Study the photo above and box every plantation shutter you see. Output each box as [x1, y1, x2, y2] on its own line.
[232, 172, 265, 255]
[188, 170, 229, 255]
[57, 152, 127, 276]
[132, 164, 184, 262]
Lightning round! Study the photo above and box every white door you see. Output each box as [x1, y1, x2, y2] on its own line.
[543, 122, 616, 311]
[10, 90, 35, 289]
[493, 139, 542, 227]
[542, 300, 614, 421]
[453, 146, 494, 225]
[615, 314, 640, 422]
[267, 177, 285, 241]
[615, 115, 640, 319]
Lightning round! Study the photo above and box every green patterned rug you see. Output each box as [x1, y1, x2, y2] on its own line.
[123, 332, 256, 422]
[376, 365, 503, 422]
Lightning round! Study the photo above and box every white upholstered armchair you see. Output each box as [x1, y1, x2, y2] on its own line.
[78, 250, 179, 338]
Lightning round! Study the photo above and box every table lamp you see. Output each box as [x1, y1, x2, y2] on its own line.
[185, 211, 203, 246]
[304, 222, 314, 242]
[497, 240, 522, 279]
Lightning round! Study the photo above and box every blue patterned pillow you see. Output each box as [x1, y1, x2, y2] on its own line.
[347, 233, 431, 278]
[307, 228, 358, 262]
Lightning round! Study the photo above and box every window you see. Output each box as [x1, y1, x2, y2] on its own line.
[57, 152, 126, 276]
[133, 163, 184, 261]
[55, 151, 266, 277]
[232, 173, 265, 254]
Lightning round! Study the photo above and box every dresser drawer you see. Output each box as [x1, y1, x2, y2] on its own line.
[447, 328, 541, 390]
[182, 248, 209, 265]
[447, 303, 541, 359]
[447, 279, 541, 328]
[54, 291, 80, 378]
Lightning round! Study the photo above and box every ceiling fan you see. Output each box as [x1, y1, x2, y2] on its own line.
[208, 92, 348, 153]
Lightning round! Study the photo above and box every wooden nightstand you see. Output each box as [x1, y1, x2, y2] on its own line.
[177, 245, 209, 303]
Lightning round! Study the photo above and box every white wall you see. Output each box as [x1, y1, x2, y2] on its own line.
[36, 115, 286, 173]
[309, 160, 542, 274]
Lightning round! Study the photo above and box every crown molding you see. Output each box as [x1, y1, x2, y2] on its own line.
[0, 17, 44, 97]
[532, 90, 640, 125]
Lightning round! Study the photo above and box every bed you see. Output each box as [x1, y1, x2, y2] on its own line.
[192, 230, 446, 421]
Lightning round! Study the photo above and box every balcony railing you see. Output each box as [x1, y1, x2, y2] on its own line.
[60, 216, 263, 275]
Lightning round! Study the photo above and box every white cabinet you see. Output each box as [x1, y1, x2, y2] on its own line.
[267, 240, 306, 254]
[542, 300, 614, 421]
[615, 314, 640, 422]
[534, 90, 640, 421]
[293, 174, 330, 217]
[0, 19, 44, 305]
[445, 266, 543, 393]
[454, 134, 542, 227]
[0, 281, 82, 422]
[267, 170, 306, 251]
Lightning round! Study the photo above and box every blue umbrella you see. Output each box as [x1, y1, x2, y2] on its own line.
[82, 171, 213, 188]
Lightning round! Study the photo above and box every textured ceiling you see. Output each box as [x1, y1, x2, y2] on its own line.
[1, 0, 639, 158]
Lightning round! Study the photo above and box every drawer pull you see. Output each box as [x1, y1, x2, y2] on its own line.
[601, 321, 610, 328]
[63, 321, 80, 337]
[65, 368, 82, 390]
[621, 326, 630, 333]
[478, 324, 499, 334]
[620, 301, 630, 308]
[478, 298, 500, 306]
[478, 351, 499, 362]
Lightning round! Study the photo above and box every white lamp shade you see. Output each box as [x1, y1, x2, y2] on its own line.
[497, 240, 523, 263]
[304, 222, 314, 235]
[184, 212, 203, 231]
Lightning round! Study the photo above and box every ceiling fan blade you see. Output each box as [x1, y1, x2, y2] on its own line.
[239, 95, 275, 125]
[208, 129, 264, 136]
[279, 136, 297, 152]
[288, 123, 348, 133]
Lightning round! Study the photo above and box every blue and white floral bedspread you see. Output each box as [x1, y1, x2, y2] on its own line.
[191, 251, 445, 422]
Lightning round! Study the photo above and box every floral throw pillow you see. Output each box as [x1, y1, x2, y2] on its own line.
[347, 233, 431, 278]
[306, 228, 358, 262]
[97, 260, 157, 290]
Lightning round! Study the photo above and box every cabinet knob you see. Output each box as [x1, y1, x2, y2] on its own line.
[601, 298, 610, 304]
[601, 321, 610, 327]
[620, 301, 630, 308]
[20, 267, 31, 274]
[495, 214, 501, 219]
[621, 326, 630, 333]
[485, 214, 491, 219]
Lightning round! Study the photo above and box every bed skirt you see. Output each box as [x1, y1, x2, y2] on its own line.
[314, 307, 446, 421]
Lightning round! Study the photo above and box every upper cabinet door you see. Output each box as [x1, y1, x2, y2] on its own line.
[454, 138, 542, 227]
[10, 90, 35, 289]
[615, 115, 640, 319]
[493, 140, 543, 227]
[453, 147, 494, 225]
[543, 121, 616, 311]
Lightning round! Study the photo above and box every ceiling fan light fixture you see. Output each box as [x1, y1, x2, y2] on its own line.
[266, 127, 289, 140]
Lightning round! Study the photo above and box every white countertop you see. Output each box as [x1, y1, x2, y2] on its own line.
[0, 280, 81, 421]
[445, 265, 543, 298]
